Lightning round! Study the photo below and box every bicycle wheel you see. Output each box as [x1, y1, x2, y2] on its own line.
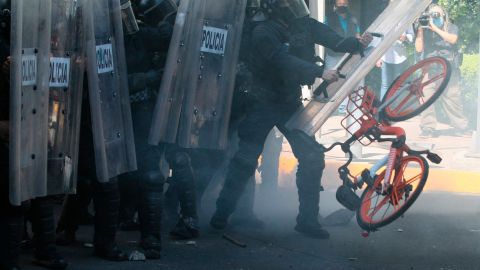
[356, 155, 428, 231]
[381, 57, 451, 122]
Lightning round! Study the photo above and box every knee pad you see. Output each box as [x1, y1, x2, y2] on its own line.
[140, 170, 165, 191]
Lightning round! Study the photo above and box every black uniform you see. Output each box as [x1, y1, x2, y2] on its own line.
[121, 21, 172, 257]
[182, 17, 265, 227]
[0, 19, 67, 270]
[0, 30, 22, 270]
[212, 16, 361, 236]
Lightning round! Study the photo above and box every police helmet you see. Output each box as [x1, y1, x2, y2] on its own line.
[260, 0, 309, 21]
[138, 0, 177, 26]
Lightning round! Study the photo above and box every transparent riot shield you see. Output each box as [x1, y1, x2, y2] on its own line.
[83, 0, 137, 182]
[149, 0, 247, 150]
[9, 0, 52, 206]
[286, 0, 432, 136]
[47, 0, 86, 195]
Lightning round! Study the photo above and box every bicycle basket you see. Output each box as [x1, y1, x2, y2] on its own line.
[341, 87, 379, 146]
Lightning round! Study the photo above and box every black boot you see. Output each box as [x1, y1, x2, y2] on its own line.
[56, 176, 93, 245]
[230, 176, 264, 229]
[294, 219, 330, 239]
[30, 198, 68, 269]
[211, 157, 254, 230]
[92, 179, 128, 262]
[138, 171, 164, 260]
[295, 175, 329, 239]
[296, 159, 328, 238]
[170, 216, 199, 240]
[56, 195, 79, 246]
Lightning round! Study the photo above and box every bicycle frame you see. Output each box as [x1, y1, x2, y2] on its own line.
[326, 87, 441, 196]
[353, 125, 409, 194]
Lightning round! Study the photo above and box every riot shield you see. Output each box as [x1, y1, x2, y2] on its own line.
[9, 0, 52, 206]
[47, 0, 86, 195]
[286, 0, 432, 136]
[148, 0, 247, 150]
[83, 0, 137, 182]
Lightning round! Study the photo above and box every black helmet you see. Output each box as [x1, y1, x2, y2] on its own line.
[246, 0, 261, 18]
[261, 0, 309, 21]
[138, 0, 177, 26]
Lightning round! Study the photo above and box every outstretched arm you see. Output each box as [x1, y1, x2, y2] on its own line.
[252, 25, 324, 85]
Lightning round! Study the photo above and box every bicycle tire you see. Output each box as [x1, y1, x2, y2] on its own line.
[356, 155, 428, 231]
[381, 57, 451, 122]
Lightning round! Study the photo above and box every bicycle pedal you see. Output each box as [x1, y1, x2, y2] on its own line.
[427, 152, 442, 164]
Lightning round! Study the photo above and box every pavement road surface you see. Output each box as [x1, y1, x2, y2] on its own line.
[19, 189, 480, 270]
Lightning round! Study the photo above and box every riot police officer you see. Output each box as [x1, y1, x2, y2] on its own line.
[119, 0, 175, 259]
[0, 2, 68, 269]
[210, 0, 372, 239]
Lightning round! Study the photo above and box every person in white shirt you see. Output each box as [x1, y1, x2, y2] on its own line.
[376, 28, 414, 99]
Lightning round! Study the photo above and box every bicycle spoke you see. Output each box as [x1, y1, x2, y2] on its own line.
[369, 195, 390, 218]
[362, 192, 381, 204]
[420, 73, 445, 89]
[396, 173, 422, 191]
[392, 92, 415, 114]
[382, 57, 450, 122]
[380, 202, 391, 221]
[418, 93, 426, 105]
[367, 192, 381, 216]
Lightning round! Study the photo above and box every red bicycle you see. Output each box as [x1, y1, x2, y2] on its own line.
[324, 56, 451, 232]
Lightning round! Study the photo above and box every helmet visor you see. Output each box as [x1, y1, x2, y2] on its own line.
[278, 0, 309, 19]
[140, 0, 177, 26]
[121, 0, 139, 35]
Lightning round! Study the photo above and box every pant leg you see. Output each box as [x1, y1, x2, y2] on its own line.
[92, 177, 121, 248]
[234, 175, 256, 218]
[277, 126, 325, 224]
[440, 70, 469, 130]
[29, 197, 57, 257]
[420, 72, 440, 131]
[126, 102, 164, 240]
[191, 149, 225, 211]
[380, 62, 391, 99]
[166, 145, 198, 220]
[393, 61, 409, 81]
[215, 102, 277, 218]
[118, 172, 139, 223]
[0, 168, 30, 268]
[57, 176, 93, 233]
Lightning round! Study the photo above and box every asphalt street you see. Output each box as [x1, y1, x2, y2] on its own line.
[18, 188, 480, 270]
